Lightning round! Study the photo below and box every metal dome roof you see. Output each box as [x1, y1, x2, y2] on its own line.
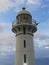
[16, 7, 31, 17]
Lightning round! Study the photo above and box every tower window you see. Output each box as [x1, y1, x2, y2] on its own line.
[18, 27, 20, 31]
[23, 27, 25, 34]
[24, 40, 26, 48]
[24, 54, 26, 63]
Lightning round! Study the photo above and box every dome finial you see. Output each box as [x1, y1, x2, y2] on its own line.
[22, 7, 25, 10]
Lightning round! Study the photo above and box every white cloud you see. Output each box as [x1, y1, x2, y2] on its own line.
[26, 0, 42, 11]
[15, 0, 24, 5]
[34, 34, 49, 58]
[0, 0, 24, 13]
[34, 34, 49, 48]
[27, 0, 41, 5]
[0, 32, 16, 55]
[0, 0, 14, 12]
[0, 22, 15, 55]
[0, 0, 43, 13]
[0, 22, 9, 30]
[0, 22, 15, 46]
[0, 33, 15, 46]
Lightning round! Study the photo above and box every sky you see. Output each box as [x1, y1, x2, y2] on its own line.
[0, 0, 49, 59]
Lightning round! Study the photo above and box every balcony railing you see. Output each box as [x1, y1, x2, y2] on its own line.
[12, 19, 38, 28]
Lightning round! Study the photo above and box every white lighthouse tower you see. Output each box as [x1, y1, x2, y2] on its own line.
[12, 7, 37, 65]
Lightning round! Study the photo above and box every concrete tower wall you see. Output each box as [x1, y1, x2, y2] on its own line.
[12, 8, 37, 65]
[15, 34, 35, 65]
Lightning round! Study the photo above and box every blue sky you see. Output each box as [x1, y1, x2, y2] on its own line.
[0, 0, 49, 58]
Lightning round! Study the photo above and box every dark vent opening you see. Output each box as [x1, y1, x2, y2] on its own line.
[24, 40, 26, 48]
[24, 54, 26, 63]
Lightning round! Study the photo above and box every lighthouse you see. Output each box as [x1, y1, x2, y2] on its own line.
[12, 7, 37, 65]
